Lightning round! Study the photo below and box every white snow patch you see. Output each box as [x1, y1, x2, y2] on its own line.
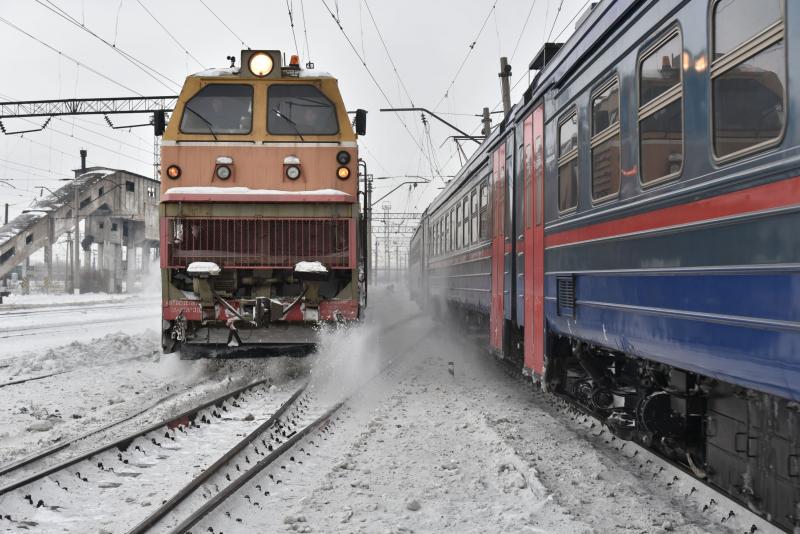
[294, 261, 327, 273]
[1, 292, 131, 307]
[187, 261, 221, 276]
[298, 69, 332, 78]
[194, 67, 240, 77]
[165, 186, 348, 196]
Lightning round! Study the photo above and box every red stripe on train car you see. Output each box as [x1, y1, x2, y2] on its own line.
[545, 176, 800, 248]
[161, 193, 357, 203]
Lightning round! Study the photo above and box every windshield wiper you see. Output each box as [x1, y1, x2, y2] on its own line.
[184, 105, 219, 141]
[272, 107, 305, 141]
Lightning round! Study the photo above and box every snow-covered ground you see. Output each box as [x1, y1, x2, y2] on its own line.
[0, 295, 160, 358]
[0, 287, 778, 533]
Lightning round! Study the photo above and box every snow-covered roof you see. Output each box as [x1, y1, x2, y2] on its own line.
[165, 187, 348, 196]
[194, 67, 241, 77]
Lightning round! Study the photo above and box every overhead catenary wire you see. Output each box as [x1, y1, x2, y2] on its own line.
[33, 0, 181, 92]
[299, 0, 312, 65]
[198, 0, 250, 50]
[286, 0, 300, 57]
[319, 0, 438, 174]
[509, 0, 539, 63]
[0, 16, 145, 97]
[433, 0, 500, 112]
[135, 0, 205, 69]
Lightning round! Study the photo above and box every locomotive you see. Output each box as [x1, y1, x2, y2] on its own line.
[159, 50, 368, 358]
[410, 0, 799, 530]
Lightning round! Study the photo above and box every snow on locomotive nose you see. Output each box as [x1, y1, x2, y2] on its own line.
[159, 50, 368, 359]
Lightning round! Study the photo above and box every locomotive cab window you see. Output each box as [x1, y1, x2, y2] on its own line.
[180, 84, 253, 135]
[711, 0, 785, 160]
[268, 84, 339, 136]
[557, 110, 578, 213]
[638, 31, 683, 185]
[591, 78, 621, 202]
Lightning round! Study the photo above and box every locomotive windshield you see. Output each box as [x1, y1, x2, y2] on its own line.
[180, 84, 254, 135]
[267, 84, 339, 136]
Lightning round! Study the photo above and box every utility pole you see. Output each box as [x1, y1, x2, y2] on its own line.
[72, 185, 80, 294]
[396, 244, 400, 283]
[481, 107, 492, 137]
[65, 230, 72, 294]
[499, 57, 512, 116]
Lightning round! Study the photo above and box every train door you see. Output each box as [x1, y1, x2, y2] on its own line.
[523, 105, 545, 376]
[490, 145, 506, 354]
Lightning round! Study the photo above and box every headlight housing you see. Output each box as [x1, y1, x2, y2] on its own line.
[337, 166, 351, 180]
[248, 52, 274, 77]
[286, 165, 301, 180]
[336, 151, 351, 165]
[166, 165, 181, 179]
[215, 165, 231, 180]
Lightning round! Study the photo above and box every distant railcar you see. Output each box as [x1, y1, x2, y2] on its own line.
[160, 50, 368, 358]
[411, 0, 800, 530]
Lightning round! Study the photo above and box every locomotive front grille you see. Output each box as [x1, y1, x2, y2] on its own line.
[164, 217, 352, 270]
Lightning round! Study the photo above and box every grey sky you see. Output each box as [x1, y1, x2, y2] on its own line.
[0, 0, 591, 221]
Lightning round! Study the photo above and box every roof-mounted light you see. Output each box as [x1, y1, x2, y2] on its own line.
[249, 52, 274, 77]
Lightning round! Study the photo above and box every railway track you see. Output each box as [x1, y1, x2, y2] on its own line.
[0, 313, 428, 533]
[0, 378, 307, 532]
[487, 352, 780, 534]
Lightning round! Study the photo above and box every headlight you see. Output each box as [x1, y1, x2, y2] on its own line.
[286, 165, 301, 180]
[249, 52, 274, 77]
[336, 151, 351, 165]
[216, 165, 231, 180]
[337, 166, 351, 180]
[166, 165, 181, 179]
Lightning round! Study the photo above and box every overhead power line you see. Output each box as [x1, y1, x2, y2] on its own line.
[319, 0, 437, 174]
[33, 0, 181, 92]
[135, 0, 206, 69]
[0, 16, 145, 97]
[362, 0, 415, 108]
[433, 0, 499, 111]
[198, 0, 250, 50]
[286, 0, 300, 56]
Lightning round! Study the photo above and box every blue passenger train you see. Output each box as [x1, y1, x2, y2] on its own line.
[409, 0, 799, 529]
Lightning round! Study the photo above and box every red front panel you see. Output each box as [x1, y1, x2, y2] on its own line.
[490, 146, 506, 352]
[523, 106, 546, 376]
[161, 217, 353, 270]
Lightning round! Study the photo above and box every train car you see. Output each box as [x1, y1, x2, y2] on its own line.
[159, 50, 368, 359]
[410, 0, 800, 530]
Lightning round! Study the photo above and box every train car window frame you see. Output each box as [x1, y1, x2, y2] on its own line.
[179, 83, 254, 136]
[462, 197, 470, 247]
[637, 28, 684, 188]
[557, 108, 579, 215]
[267, 84, 340, 136]
[709, 0, 786, 163]
[479, 178, 490, 240]
[590, 76, 622, 204]
[471, 189, 479, 244]
[455, 205, 461, 249]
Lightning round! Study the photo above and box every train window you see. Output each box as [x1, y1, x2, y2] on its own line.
[639, 30, 683, 185]
[591, 79, 621, 202]
[713, 0, 782, 58]
[267, 84, 339, 136]
[479, 179, 489, 240]
[711, 0, 785, 160]
[462, 197, 469, 246]
[558, 110, 578, 212]
[449, 209, 455, 252]
[455, 206, 461, 249]
[639, 35, 681, 107]
[471, 190, 479, 243]
[180, 84, 253, 135]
